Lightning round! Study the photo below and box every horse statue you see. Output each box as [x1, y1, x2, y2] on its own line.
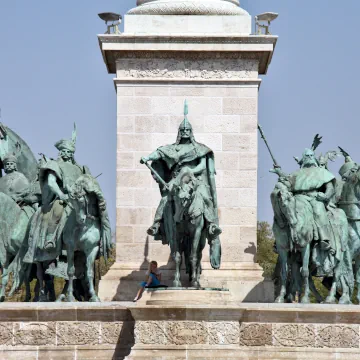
[33, 174, 112, 302]
[272, 178, 352, 304]
[0, 124, 39, 301]
[168, 170, 208, 287]
[337, 152, 360, 303]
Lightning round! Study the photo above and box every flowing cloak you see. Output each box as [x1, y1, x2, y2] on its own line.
[289, 167, 349, 279]
[151, 141, 218, 245]
[290, 167, 335, 192]
[23, 160, 86, 263]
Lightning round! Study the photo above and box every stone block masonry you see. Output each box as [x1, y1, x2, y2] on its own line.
[1, 303, 360, 359]
[98, 33, 277, 302]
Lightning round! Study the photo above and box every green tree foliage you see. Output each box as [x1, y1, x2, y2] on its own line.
[256, 221, 277, 279]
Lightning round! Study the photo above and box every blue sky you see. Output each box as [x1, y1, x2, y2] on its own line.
[0, 0, 358, 227]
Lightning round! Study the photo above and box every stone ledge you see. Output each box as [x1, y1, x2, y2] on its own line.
[98, 35, 277, 74]
[0, 304, 360, 359]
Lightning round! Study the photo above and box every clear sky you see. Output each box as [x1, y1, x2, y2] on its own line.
[0, 0, 358, 227]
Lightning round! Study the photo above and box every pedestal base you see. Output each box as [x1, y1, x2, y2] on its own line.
[138, 288, 233, 305]
[1, 303, 360, 359]
[98, 262, 274, 303]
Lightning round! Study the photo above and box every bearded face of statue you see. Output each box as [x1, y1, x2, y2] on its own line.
[301, 149, 318, 168]
[180, 126, 191, 140]
[4, 161, 17, 174]
[60, 149, 74, 163]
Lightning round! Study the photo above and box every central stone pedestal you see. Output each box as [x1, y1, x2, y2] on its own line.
[98, 0, 277, 303]
[138, 287, 233, 305]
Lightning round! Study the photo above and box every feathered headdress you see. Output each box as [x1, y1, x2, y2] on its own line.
[55, 123, 77, 152]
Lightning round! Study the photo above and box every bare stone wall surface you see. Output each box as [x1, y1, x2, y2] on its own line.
[115, 82, 258, 269]
[98, 33, 277, 302]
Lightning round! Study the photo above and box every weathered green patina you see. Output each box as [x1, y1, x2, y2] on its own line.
[0, 127, 40, 302]
[263, 128, 354, 304]
[337, 147, 360, 303]
[141, 101, 222, 287]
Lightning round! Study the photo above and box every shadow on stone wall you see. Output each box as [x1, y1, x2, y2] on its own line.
[113, 313, 135, 360]
[113, 237, 191, 301]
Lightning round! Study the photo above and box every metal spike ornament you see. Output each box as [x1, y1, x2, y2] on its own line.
[311, 134, 323, 151]
[184, 99, 188, 128]
[72, 123, 77, 146]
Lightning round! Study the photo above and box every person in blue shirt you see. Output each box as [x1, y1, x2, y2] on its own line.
[133, 260, 162, 302]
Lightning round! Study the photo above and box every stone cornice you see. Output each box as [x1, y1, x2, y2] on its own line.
[98, 35, 277, 75]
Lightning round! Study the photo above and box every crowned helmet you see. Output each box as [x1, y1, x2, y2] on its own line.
[55, 123, 77, 153]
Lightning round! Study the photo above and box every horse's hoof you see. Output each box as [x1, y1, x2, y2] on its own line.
[38, 290, 48, 302]
[325, 296, 336, 304]
[339, 295, 351, 305]
[300, 296, 310, 304]
[275, 296, 285, 303]
[173, 280, 182, 287]
[56, 294, 65, 303]
[0, 296, 5, 303]
[65, 294, 76, 302]
[89, 295, 100, 302]
[190, 281, 200, 288]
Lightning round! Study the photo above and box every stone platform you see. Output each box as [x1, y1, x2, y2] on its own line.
[1, 302, 360, 359]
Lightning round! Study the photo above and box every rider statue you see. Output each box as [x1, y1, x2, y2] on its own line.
[140, 101, 222, 268]
[23, 124, 90, 263]
[278, 148, 336, 251]
[337, 147, 360, 302]
[0, 153, 30, 202]
[0, 153, 39, 210]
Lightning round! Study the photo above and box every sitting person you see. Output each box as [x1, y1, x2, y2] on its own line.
[133, 260, 162, 302]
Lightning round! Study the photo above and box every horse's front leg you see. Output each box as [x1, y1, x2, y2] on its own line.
[300, 244, 311, 304]
[355, 257, 360, 304]
[0, 257, 10, 302]
[190, 218, 204, 288]
[275, 248, 288, 303]
[65, 239, 76, 302]
[37, 263, 48, 302]
[325, 277, 337, 304]
[195, 230, 206, 286]
[85, 245, 100, 302]
[25, 278, 31, 302]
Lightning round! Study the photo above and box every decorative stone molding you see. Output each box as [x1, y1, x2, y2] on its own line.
[239, 323, 272, 346]
[116, 57, 258, 80]
[317, 325, 359, 348]
[208, 321, 240, 344]
[0, 323, 14, 345]
[14, 322, 56, 346]
[57, 322, 100, 345]
[128, 0, 247, 16]
[273, 324, 316, 347]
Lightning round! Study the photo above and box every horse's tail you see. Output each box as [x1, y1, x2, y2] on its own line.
[100, 210, 112, 264]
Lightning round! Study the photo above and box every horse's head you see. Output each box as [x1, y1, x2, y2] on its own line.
[171, 171, 196, 208]
[276, 184, 297, 228]
[68, 177, 93, 225]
